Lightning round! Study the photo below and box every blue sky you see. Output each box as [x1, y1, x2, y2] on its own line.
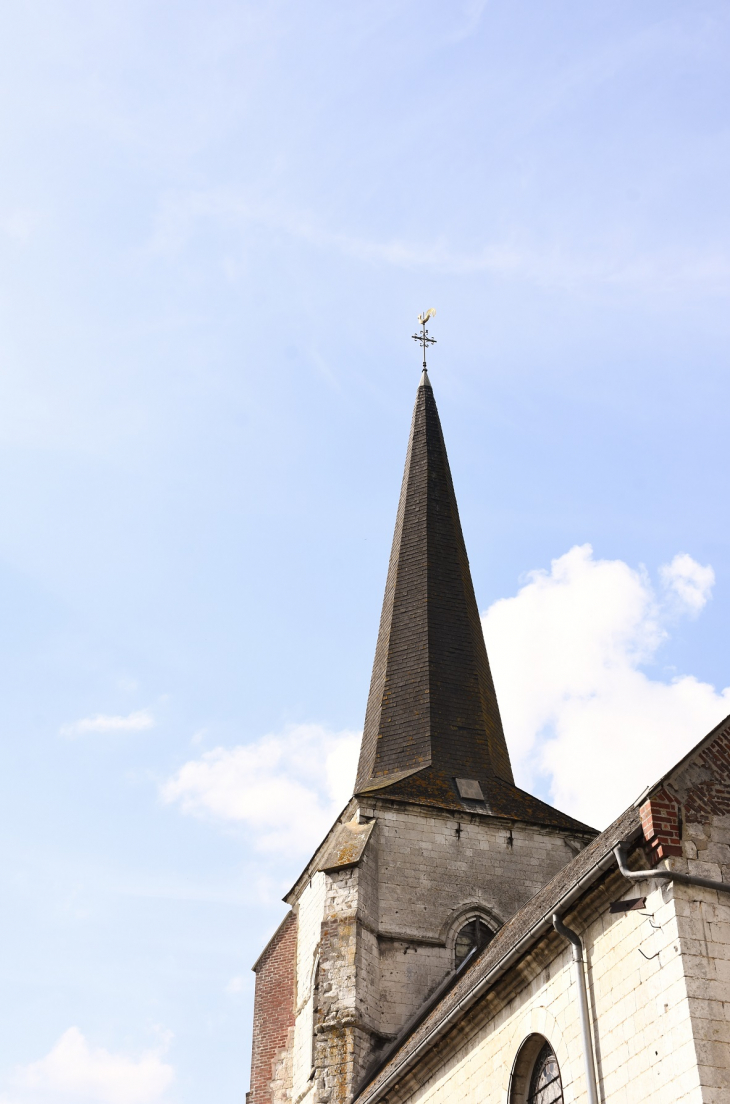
[1, 2, 729, 1102]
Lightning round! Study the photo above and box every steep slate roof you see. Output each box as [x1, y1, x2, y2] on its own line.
[354, 370, 590, 833]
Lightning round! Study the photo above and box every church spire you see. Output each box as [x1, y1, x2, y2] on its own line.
[355, 368, 514, 803]
[355, 368, 586, 831]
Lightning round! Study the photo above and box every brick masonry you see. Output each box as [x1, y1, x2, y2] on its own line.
[641, 787, 683, 864]
[676, 721, 730, 821]
[249, 911, 298, 1104]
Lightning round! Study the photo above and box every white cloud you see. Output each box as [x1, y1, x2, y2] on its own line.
[483, 545, 730, 829]
[147, 188, 730, 297]
[13, 1027, 173, 1104]
[162, 547, 727, 845]
[60, 709, 155, 738]
[162, 723, 360, 855]
[660, 552, 715, 614]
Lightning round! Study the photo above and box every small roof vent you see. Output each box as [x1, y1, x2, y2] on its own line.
[455, 778, 484, 801]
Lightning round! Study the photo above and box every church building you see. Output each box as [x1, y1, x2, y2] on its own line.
[247, 368, 730, 1104]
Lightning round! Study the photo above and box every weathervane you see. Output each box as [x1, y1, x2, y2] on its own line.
[412, 308, 437, 370]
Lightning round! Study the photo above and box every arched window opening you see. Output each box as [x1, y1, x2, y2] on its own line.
[454, 917, 493, 967]
[527, 1042, 563, 1104]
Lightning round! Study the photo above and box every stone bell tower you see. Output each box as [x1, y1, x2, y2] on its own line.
[247, 369, 596, 1104]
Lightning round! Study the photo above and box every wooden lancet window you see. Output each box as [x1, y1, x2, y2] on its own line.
[454, 917, 493, 967]
[527, 1042, 563, 1104]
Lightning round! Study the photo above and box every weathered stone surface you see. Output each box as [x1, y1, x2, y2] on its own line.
[276, 797, 593, 1104]
[319, 818, 376, 874]
[353, 713, 730, 1104]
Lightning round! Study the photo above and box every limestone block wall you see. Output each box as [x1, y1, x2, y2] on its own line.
[254, 718, 730, 1104]
[286, 799, 590, 1104]
[362, 799, 589, 1039]
[377, 861, 730, 1104]
[676, 813, 730, 1103]
[354, 821, 380, 1038]
[314, 853, 382, 1104]
[290, 857, 378, 1104]
[587, 878, 703, 1102]
[292, 872, 327, 1104]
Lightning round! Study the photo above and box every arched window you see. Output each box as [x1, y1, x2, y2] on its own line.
[527, 1042, 563, 1104]
[454, 917, 493, 967]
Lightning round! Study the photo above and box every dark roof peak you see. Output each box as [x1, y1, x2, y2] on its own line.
[354, 375, 587, 832]
[355, 375, 513, 801]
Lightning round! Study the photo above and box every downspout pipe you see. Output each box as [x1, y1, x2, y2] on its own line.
[552, 914, 599, 1104]
[614, 842, 730, 895]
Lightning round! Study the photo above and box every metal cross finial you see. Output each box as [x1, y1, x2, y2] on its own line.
[412, 308, 437, 370]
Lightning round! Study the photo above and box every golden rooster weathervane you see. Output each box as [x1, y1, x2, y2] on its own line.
[412, 308, 437, 371]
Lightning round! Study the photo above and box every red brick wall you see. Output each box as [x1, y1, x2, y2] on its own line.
[682, 722, 730, 821]
[249, 910, 298, 1104]
[640, 718, 730, 866]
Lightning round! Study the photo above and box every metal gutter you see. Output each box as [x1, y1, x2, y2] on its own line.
[614, 842, 730, 896]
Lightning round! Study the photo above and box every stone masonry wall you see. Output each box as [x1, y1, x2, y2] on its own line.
[378, 875, 717, 1104]
[675, 812, 730, 1103]
[255, 719, 730, 1104]
[364, 799, 589, 1039]
[250, 911, 298, 1104]
[315, 865, 362, 1104]
[292, 872, 328, 1104]
[363, 802, 730, 1104]
[284, 798, 590, 1104]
